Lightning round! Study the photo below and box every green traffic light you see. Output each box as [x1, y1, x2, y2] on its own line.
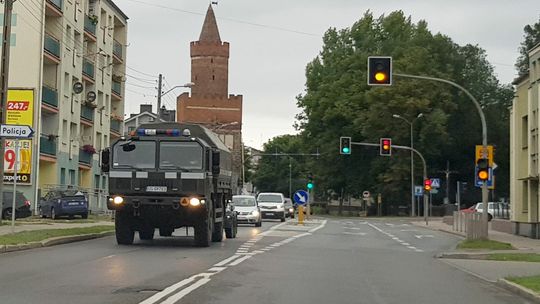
[342, 147, 350, 154]
[307, 182, 314, 189]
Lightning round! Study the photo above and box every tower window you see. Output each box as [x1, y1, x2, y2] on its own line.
[212, 75, 215, 80]
[211, 58, 213, 63]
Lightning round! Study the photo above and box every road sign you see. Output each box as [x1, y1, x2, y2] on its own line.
[293, 190, 309, 206]
[0, 124, 34, 138]
[414, 186, 423, 197]
[476, 145, 494, 167]
[430, 188, 439, 194]
[430, 178, 441, 188]
[362, 191, 370, 198]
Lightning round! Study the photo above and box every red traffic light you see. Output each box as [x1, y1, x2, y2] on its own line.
[380, 138, 392, 156]
[424, 179, 432, 191]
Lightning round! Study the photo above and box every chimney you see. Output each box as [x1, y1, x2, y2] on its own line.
[140, 104, 153, 114]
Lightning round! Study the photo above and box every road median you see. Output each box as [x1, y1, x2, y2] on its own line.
[499, 278, 540, 303]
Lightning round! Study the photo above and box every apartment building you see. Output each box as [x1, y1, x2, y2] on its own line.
[2, 0, 128, 212]
[510, 43, 540, 238]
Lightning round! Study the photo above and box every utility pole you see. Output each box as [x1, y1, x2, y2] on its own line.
[156, 73, 163, 119]
[0, 0, 16, 214]
[438, 160, 458, 204]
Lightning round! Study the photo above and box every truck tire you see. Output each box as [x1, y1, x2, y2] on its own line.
[212, 221, 224, 242]
[115, 211, 134, 245]
[194, 216, 211, 247]
[159, 228, 174, 237]
[139, 227, 155, 240]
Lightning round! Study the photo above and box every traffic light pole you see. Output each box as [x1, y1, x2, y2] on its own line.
[394, 73, 489, 238]
[351, 141, 430, 225]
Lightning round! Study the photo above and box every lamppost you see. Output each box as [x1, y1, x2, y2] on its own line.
[392, 113, 424, 217]
[158, 81, 194, 119]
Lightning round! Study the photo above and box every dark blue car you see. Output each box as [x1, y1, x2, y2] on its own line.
[39, 190, 89, 220]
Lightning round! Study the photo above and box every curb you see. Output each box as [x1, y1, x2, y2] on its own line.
[0, 231, 114, 254]
[436, 253, 491, 260]
[498, 279, 540, 303]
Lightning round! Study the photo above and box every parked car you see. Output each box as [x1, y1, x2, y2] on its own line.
[284, 198, 294, 218]
[1, 191, 32, 220]
[460, 205, 476, 214]
[474, 202, 511, 221]
[223, 200, 238, 238]
[257, 192, 286, 222]
[233, 195, 262, 227]
[39, 190, 88, 220]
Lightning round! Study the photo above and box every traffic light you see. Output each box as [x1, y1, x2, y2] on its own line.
[307, 174, 314, 190]
[424, 179, 432, 192]
[380, 138, 392, 156]
[476, 158, 489, 181]
[340, 137, 352, 155]
[367, 56, 392, 86]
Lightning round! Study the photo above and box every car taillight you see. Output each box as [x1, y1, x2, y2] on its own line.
[24, 200, 31, 206]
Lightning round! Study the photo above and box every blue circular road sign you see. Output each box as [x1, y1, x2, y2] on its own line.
[293, 190, 309, 206]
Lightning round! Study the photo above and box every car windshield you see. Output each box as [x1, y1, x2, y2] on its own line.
[257, 194, 282, 203]
[113, 141, 156, 169]
[159, 142, 203, 170]
[233, 197, 256, 206]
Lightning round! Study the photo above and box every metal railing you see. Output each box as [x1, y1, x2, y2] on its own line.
[112, 80, 122, 96]
[40, 135, 57, 156]
[44, 34, 61, 58]
[84, 15, 97, 35]
[82, 58, 95, 79]
[42, 85, 58, 108]
[46, 0, 63, 11]
[80, 104, 94, 121]
[79, 149, 92, 165]
[113, 40, 123, 59]
[110, 119, 121, 133]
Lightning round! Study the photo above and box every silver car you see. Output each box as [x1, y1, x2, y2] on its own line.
[233, 195, 262, 227]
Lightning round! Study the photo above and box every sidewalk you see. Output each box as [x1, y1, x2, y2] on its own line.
[0, 220, 114, 236]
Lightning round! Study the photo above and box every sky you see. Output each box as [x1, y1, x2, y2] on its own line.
[114, 0, 540, 150]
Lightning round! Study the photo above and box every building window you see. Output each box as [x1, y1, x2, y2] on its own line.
[62, 120, 68, 144]
[523, 181, 529, 212]
[60, 168, 66, 185]
[212, 75, 215, 80]
[69, 169, 76, 185]
[523, 116, 528, 149]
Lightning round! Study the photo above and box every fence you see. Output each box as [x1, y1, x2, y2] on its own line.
[453, 211, 486, 240]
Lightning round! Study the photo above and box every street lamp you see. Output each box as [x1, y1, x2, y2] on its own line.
[392, 113, 424, 217]
[160, 82, 195, 97]
[158, 82, 194, 119]
[212, 121, 239, 131]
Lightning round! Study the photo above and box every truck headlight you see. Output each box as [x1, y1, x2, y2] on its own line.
[189, 198, 201, 206]
[113, 196, 124, 205]
[251, 210, 260, 217]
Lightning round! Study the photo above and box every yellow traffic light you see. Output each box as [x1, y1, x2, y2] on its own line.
[368, 56, 392, 86]
[478, 170, 488, 180]
[375, 72, 387, 82]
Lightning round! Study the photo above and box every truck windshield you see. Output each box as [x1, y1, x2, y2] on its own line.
[159, 142, 203, 170]
[113, 141, 156, 169]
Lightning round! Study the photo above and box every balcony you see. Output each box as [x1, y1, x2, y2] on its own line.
[82, 58, 95, 82]
[44, 34, 61, 62]
[45, 0, 63, 16]
[81, 104, 94, 122]
[79, 149, 92, 165]
[113, 40, 123, 62]
[42, 85, 58, 109]
[111, 119, 121, 134]
[84, 15, 97, 38]
[112, 80, 122, 98]
[40, 135, 57, 156]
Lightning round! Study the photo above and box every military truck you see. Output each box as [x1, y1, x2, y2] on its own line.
[101, 122, 237, 247]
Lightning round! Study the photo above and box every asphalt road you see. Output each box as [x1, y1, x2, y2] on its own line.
[0, 217, 532, 304]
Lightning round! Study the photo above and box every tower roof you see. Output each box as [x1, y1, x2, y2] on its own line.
[199, 4, 221, 43]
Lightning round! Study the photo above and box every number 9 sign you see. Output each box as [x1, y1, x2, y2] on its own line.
[3, 139, 32, 184]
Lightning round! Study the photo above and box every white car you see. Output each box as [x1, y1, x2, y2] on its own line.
[474, 202, 511, 221]
[257, 192, 286, 222]
[232, 195, 262, 227]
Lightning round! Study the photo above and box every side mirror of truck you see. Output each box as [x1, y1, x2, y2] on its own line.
[212, 151, 220, 175]
[101, 149, 110, 173]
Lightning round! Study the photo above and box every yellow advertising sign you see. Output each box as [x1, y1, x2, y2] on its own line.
[475, 145, 494, 167]
[4, 89, 34, 184]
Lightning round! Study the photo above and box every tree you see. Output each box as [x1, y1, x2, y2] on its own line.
[516, 16, 540, 76]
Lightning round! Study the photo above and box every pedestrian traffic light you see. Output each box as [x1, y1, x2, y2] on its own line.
[340, 136, 351, 155]
[307, 174, 314, 190]
[368, 56, 392, 86]
[476, 158, 489, 181]
[380, 138, 392, 156]
[424, 179, 432, 192]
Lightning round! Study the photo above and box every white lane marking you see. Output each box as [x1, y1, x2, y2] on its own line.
[407, 246, 416, 250]
[415, 249, 424, 252]
[214, 255, 241, 267]
[368, 223, 421, 253]
[309, 220, 327, 233]
[414, 235, 434, 239]
[253, 250, 264, 254]
[228, 255, 252, 266]
[402, 243, 411, 246]
[293, 232, 311, 238]
[344, 227, 363, 230]
[208, 267, 227, 273]
[400, 229, 419, 232]
[343, 232, 367, 236]
[160, 278, 211, 304]
[139, 277, 197, 304]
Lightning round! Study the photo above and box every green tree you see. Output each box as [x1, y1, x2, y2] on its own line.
[516, 16, 540, 76]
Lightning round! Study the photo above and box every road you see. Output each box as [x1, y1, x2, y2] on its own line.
[0, 218, 530, 304]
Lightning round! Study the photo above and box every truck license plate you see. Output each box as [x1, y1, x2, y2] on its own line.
[146, 186, 167, 192]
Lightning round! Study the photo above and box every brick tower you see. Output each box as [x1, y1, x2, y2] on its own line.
[177, 4, 243, 189]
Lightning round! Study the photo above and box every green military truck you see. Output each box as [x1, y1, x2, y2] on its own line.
[101, 122, 237, 247]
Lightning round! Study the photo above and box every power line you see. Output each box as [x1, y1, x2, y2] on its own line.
[126, 73, 158, 84]
[127, 66, 158, 78]
[126, 82, 156, 90]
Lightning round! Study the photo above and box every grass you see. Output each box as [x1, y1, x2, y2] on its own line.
[15, 214, 113, 225]
[488, 253, 540, 262]
[457, 239, 514, 250]
[507, 276, 540, 293]
[0, 225, 114, 245]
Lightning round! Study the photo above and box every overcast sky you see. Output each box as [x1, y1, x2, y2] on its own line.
[114, 0, 539, 149]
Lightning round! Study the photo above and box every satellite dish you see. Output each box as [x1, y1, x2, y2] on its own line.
[87, 91, 97, 102]
[73, 82, 84, 94]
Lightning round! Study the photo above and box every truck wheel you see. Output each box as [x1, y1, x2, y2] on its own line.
[212, 221, 224, 242]
[159, 228, 174, 237]
[139, 227, 155, 240]
[115, 211, 134, 245]
[194, 217, 211, 247]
